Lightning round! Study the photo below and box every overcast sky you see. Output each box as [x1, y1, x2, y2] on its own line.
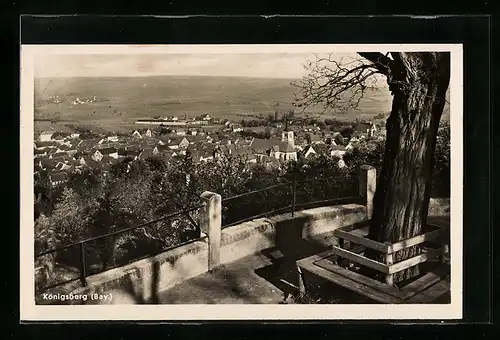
[35, 52, 375, 79]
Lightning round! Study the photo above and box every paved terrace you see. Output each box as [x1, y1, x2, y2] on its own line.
[160, 215, 450, 304]
[97, 215, 450, 305]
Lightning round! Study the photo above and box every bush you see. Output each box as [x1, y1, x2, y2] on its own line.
[432, 125, 450, 197]
[342, 125, 450, 197]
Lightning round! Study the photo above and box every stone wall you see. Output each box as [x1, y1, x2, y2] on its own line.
[37, 203, 368, 305]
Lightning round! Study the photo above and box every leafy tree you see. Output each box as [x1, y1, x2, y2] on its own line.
[264, 128, 271, 139]
[34, 172, 52, 197]
[432, 125, 451, 197]
[333, 133, 345, 146]
[34, 213, 58, 292]
[159, 127, 172, 135]
[339, 126, 354, 138]
[305, 133, 312, 144]
[49, 187, 92, 245]
[343, 138, 386, 173]
[34, 172, 54, 218]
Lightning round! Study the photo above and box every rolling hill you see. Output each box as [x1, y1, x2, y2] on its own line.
[33, 75, 448, 133]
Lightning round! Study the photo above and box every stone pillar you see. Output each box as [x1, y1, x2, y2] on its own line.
[359, 165, 377, 219]
[200, 191, 222, 271]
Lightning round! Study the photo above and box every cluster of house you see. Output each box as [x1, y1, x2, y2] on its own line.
[246, 120, 376, 167]
[154, 114, 213, 122]
[33, 121, 381, 188]
[136, 114, 216, 127]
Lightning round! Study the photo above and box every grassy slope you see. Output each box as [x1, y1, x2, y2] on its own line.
[33, 75, 449, 133]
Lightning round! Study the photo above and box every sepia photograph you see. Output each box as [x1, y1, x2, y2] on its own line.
[20, 44, 462, 320]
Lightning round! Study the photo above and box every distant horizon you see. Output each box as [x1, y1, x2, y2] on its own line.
[34, 53, 387, 87]
[34, 74, 304, 80]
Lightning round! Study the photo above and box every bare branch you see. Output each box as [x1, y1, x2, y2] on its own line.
[291, 54, 383, 114]
[357, 52, 393, 75]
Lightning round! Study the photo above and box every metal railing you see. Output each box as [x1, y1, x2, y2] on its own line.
[35, 175, 362, 291]
[35, 204, 205, 290]
[221, 175, 362, 228]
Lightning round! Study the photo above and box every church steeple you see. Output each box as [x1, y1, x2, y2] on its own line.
[281, 115, 294, 148]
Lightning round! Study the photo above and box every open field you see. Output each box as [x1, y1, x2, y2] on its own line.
[33, 75, 448, 133]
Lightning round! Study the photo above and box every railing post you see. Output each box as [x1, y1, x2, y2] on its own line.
[359, 165, 377, 219]
[384, 253, 394, 286]
[200, 191, 222, 271]
[79, 242, 87, 287]
[291, 176, 297, 217]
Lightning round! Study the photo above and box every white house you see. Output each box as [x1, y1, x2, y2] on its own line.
[92, 147, 118, 162]
[153, 145, 170, 155]
[92, 150, 104, 162]
[132, 130, 143, 139]
[34, 149, 47, 157]
[166, 142, 178, 150]
[107, 135, 119, 142]
[246, 154, 258, 164]
[49, 172, 68, 187]
[39, 131, 54, 142]
[301, 145, 317, 159]
[55, 162, 72, 171]
[309, 134, 323, 144]
[330, 145, 347, 157]
[355, 121, 378, 138]
[168, 137, 190, 149]
[232, 125, 243, 133]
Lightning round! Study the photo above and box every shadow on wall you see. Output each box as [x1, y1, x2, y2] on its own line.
[99, 260, 161, 304]
[254, 215, 331, 300]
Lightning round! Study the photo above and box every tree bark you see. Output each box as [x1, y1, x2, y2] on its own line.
[367, 52, 450, 282]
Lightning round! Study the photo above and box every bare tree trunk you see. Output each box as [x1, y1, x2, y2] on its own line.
[367, 52, 450, 282]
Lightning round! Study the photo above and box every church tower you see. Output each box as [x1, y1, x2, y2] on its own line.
[281, 116, 295, 148]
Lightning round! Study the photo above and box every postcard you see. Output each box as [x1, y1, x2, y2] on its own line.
[20, 43, 463, 321]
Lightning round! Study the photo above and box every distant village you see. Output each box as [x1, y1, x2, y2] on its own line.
[34, 114, 386, 188]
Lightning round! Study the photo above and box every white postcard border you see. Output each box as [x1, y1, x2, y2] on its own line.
[20, 44, 463, 321]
